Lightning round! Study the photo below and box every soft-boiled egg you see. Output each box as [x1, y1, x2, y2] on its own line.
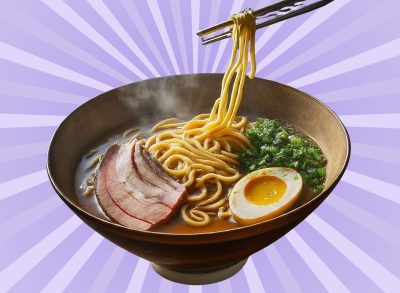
[229, 167, 302, 225]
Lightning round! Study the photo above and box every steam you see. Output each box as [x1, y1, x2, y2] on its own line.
[117, 75, 207, 126]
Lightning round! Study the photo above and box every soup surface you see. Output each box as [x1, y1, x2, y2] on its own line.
[75, 125, 317, 234]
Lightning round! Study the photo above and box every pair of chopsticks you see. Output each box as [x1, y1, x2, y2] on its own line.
[197, 0, 334, 45]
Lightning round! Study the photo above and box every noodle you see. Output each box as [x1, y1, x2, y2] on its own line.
[122, 128, 138, 138]
[86, 155, 103, 170]
[85, 149, 97, 158]
[145, 11, 256, 226]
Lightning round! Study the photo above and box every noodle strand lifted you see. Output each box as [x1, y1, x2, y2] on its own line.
[145, 11, 256, 227]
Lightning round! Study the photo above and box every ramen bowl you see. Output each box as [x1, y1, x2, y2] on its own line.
[47, 74, 350, 284]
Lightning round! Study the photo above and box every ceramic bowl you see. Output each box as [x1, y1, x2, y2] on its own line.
[47, 74, 350, 284]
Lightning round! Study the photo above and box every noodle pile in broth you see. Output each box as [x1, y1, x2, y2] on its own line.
[144, 11, 257, 227]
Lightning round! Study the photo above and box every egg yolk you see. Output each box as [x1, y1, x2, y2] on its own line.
[244, 176, 287, 205]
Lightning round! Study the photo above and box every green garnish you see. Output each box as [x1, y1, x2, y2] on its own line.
[238, 118, 326, 194]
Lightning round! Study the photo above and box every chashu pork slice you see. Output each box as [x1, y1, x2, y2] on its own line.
[95, 145, 151, 230]
[116, 139, 186, 208]
[95, 144, 173, 230]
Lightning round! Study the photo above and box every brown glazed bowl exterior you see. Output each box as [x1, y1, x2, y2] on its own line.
[47, 74, 350, 272]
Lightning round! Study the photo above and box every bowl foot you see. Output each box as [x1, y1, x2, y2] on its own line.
[151, 259, 247, 285]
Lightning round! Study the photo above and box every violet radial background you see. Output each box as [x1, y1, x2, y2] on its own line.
[0, 0, 399, 292]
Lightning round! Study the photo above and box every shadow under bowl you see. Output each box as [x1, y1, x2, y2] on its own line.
[47, 74, 350, 284]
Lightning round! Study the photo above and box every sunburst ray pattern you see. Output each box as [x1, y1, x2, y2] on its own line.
[0, 0, 399, 292]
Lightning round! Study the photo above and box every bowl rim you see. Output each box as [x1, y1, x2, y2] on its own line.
[47, 73, 351, 241]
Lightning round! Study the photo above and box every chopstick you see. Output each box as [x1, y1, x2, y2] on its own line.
[197, 0, 334, 45]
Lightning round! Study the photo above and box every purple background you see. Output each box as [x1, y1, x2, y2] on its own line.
[1, 0, 400, 292]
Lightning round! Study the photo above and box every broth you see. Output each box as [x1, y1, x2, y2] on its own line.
[75, 125, 318, 234]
